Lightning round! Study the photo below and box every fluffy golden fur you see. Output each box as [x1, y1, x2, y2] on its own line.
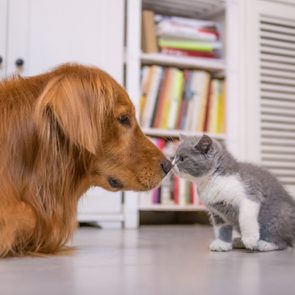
[0, 64, 167, 257]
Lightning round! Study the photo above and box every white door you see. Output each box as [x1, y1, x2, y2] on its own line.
[6, 0, 124, 84]
[6, 0, 125, 220]
[245, 0, 295, 197]
[0, 0, 7, 78]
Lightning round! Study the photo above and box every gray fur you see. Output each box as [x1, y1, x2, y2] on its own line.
[174, 135, 295, 250]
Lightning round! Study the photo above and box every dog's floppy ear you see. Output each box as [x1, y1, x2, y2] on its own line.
[35, 75, 104, 154]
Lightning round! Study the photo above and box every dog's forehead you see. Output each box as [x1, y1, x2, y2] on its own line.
[114, 90, 135, 115]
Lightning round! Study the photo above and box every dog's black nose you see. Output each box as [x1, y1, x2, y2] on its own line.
[161, 159, 172, 174]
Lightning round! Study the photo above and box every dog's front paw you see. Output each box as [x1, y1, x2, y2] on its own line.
[209, 239, 232, 252]
[242, 235, 259, 250]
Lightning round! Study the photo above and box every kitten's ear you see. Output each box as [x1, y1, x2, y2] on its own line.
[194, 135, 212, 153]
[179, 133, 189, 141]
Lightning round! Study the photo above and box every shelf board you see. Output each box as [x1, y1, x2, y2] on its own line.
[142, 0, 225, 19]
[77, 213, 124, 222]
[141, 53, 225, 71]
[143, 128, 226, 140]
[139, 204, 207, 211]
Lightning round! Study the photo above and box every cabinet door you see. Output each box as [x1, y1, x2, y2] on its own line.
[0, 0, 7, 78]
[245, 0, 295, 196]
[7, 0, 125, 218]
[7, 0, 124, 84]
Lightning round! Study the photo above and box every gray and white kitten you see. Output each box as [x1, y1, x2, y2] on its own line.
[173, 134, 295, 252]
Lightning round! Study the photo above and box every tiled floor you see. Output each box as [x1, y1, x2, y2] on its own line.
[0, 225, 295, 295]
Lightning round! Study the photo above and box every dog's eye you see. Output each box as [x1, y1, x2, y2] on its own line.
[117, 115, 130, 127]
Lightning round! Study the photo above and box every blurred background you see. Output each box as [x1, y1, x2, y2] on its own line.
[1, 0, 294, 229]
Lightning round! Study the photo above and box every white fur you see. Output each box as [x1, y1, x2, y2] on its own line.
[239, 199, 260, 250]
[196, 174, 246, 207]
[209, 239, 232, 252]
[257, 240, 280, 252]
[174, 168, 262, 250]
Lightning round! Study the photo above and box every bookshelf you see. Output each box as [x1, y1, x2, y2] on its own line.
[124, 0, 244, 228]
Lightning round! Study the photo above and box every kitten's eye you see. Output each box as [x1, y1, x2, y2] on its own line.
[179, 156, 185, 162]
[117, 115, 130, 127]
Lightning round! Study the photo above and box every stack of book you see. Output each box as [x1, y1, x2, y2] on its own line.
[140, 65, 226, 134]
[142, 10, 221, 58]
[157, 15, 221, 58]
[140, 139, 203, 207]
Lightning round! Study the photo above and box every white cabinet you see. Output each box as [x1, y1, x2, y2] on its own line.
[1, 0, 126, 227]
[0, 0, 7, 78]
[5, 0, 124, 83]
[244, 0, 295, 197]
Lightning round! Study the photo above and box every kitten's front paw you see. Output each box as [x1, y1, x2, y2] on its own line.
[209, 239, 232, 252]
[242, 235, 259, 250]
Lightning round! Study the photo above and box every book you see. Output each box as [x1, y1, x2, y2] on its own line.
[139, 66, 152, 120]
[179, 71, 193, 130]
[158, 38, 222, 52]
[161, 47, 216, 58]
[178, 178, 190, 206]
[166, 69, 184, 129]
[160, 68, 177, 129]
[156, 15, 218, 31]
[142, 10, 158, 53]
[187, 71, 201, 131]
[217, 80, 226, 134]
[157, 20, 219, 42]
[207, 79, 220, 133]
[152, 68, 169, 128]
[173, 176, 179, 204]
[196, 72, 211, 132]
[141, 66, 163, 128]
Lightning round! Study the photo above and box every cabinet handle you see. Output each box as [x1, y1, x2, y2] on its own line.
[15, 58, 24, 67]
[0, 56, 3, 65]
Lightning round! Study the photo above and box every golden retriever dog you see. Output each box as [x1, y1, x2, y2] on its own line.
[0, 64, 171, 257]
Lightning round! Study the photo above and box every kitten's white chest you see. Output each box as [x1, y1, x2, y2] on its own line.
[196, 174, 246, 207]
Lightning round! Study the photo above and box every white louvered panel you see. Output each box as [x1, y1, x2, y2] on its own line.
[261, 137, 295, 147]
[262, 145, 295, 154]
[261, 90, 295, 100]
[261, 53, 295, 65]
[259, 6, 295, 192]
[260, 0, 295, 7]
[261, 38, 295, 51]
[261, 104, 295, 115]
[262, 129, 295, 139]
[261, 60, 295, 72]
[261, 76, 295, 87]
[261, 100, 295, 110]
[261, 46, 295, 58]
[262, 122, 295, 133]
[262, 153, 295, 161]
[262, 161, 295, 169]
[260, 22, 295, 35]
[260, 31, 295, 44]
[261, 113, 295, 124]
[261, 69, 295, 81]
[261, 84, 295, 94]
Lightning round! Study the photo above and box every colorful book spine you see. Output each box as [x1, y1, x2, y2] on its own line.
[141, 66, 163, 128]
[166, 69, 184, 129]
[161, 47, 216, 58]
[158, 38, 222, 52]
